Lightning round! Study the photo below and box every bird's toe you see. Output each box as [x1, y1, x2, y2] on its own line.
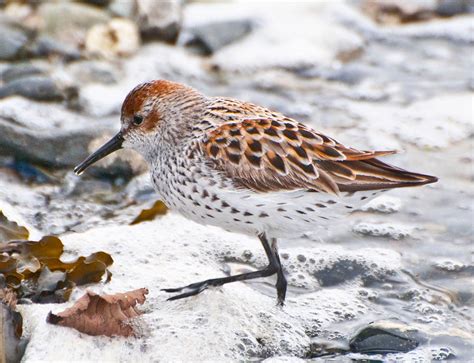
[162, 281, 210, 301]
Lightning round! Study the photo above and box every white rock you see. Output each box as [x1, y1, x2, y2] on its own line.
[85, 18, 140, 58]
[79, 83, 127, 117]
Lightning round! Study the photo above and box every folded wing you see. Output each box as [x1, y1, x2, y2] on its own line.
[201, 117, 437, 195]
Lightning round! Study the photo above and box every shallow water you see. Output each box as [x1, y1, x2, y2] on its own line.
[1, 1, 473, 361]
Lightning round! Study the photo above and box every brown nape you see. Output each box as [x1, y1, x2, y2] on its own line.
[332, 158, 438, 192]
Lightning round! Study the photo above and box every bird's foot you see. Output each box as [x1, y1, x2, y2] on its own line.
[161, 280, 212, 301]
[162, 262, 286, 304]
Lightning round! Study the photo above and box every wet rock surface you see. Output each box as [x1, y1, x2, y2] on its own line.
[0, 0, 472, 361]
[0, 98, 116, 167]
[349, 321, 422, 354]
[85, 18, 140, 58]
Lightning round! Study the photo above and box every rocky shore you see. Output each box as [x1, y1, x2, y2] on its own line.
[0, 0, 472, 361]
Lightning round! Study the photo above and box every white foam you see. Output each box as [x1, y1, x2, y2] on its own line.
[352, 221, 414, 240]
[19, 213, 403, 361]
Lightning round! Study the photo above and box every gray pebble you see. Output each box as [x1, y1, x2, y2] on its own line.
[0, 76, 64, 102]
[0, 25, 29, 61]
[31, 36, 82, 61]
[1, 64, 44, 83]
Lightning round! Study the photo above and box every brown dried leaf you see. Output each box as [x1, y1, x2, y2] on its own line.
[130, 200, 168, 225]
[47, 288, 148, 337]
[0, 211, 29, 242]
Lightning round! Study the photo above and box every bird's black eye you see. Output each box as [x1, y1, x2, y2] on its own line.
[133, 115, 143, 126]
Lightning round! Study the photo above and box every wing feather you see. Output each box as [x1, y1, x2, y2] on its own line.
[201, 105, 437, 195]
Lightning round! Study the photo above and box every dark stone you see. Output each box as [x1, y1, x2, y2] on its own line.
[0, 24, 29, 61]
[1, 64, 44, 83]
[4, 160, 55, 184]
[30, 36, 82, 62]
[316, 259, 369, 287]
[436, 0, 474, 16]
[79, 0, 111, 7]
[0, 76, 64, 102]
[350, 321, 422, 355]
[185, 20, 254, 55]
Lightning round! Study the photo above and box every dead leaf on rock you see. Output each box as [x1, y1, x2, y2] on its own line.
[130, 200, 168, 225]
[47, 288, 149, 337]
[0, 211, 29, 242]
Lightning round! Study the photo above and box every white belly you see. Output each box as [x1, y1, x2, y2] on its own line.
[155, 173, 382, 238]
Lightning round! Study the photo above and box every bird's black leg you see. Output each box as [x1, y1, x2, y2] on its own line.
[162, 233, 286, 304]
[271, 238, 287, 306]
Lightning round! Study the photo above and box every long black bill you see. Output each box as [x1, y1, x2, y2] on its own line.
[73, 132, 124, 175]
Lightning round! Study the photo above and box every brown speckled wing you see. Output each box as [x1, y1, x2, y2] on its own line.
[202, 115, 437, 195]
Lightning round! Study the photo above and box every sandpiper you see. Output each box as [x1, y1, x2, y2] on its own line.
[74, 80, 437, 305]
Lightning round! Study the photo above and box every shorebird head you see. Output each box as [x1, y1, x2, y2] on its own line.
[74, 80, 199, 175]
